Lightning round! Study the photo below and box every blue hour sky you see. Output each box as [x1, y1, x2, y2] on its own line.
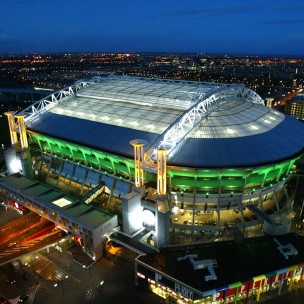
[1, 0, 304, 56]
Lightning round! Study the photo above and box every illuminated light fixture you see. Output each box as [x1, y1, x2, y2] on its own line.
[137, 272, 145, 279]
[90, 114, 96, 118]
[269, 116, 276, 120]
[264, 120, 271, 124]
[142, 209, 155, 226]
[250, 125, 258, 130]
[147, 124, 155, 129]
[148, 278, 155, 284]
[115, 118, 123, 123]
[101, 116, 109, 121]
[130, 121, 139, 126]
[226, 128, 235, 134]
[9, 158, 22, 173]
[172, 206, 179, 214]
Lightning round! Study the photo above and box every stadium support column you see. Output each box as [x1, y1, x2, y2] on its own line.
[266, 98, 272, 108]
[157, 147, 168, 195]
[155, 146, 170, 248]
[130, 140, 147, 188]
[15, 115, 28, 149]
[16, 115, 32, 178]
[4, 112, 18, 146]
[4, 112, 25, 176]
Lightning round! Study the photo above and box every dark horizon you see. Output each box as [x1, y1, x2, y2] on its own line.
[1, 51, 304, 59]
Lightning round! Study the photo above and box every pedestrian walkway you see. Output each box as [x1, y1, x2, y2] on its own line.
[67, 244, 95, 268]
[110, 229, 157, 255]
[23, 253, 80, 283]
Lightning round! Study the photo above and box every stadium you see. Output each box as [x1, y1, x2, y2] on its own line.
[2, 75, 304, 257]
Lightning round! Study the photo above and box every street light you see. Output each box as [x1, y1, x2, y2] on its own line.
[99, 280, 104, 294]
[83, 265, 91, 277]
[54, 281, 64, 297]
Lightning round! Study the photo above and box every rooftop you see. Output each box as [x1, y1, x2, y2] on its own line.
[293, 91, 304, 101]
[18, 76, 304, 168]
[137, 233, 304, 294]
[0, 174, 115, 231]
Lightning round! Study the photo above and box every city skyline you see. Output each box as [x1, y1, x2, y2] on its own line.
[1, 0, 304, 56]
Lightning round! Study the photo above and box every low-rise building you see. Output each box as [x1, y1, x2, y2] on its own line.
[135, 233, 304, 303]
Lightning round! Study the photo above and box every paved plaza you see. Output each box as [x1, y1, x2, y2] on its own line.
[1, 238, 161, 304]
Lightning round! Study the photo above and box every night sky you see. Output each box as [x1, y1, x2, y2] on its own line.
[1, 0, 304, 56]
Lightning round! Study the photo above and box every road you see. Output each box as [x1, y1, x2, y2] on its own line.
[271, 88, 302, 109]
[0, 207, 66, 264]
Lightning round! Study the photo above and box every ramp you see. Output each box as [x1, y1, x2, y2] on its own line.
[246, 204, 276, 224]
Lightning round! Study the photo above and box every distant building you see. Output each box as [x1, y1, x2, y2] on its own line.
[286, 90, 304, 120]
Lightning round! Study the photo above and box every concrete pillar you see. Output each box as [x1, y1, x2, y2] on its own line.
[107, 177, 116, 207]
[283, 184, 292, 207]
[155, 195, 170, 248]
[20, 148, 33, 178]
[217, 198, 221, 226]
[273, 189, 280, 211]
[121, 191, 143, 235]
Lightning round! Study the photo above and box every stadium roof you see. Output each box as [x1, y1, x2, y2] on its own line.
[19, 76, 304, 168]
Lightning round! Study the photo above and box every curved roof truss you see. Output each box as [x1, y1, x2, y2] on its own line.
[18, 77, 104, 123]
[147, 85, 264, 158]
